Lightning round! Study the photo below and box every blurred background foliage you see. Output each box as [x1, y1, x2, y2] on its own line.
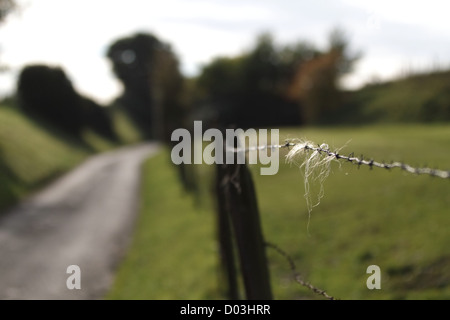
[3, 20, 448, 150]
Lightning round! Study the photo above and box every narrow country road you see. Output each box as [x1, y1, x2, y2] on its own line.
[0, 142, 159, 299]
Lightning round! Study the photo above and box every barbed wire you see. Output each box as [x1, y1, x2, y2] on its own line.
[227, 140, 450, 179]
[223, 138, 448, 300]
[265, 241, 337, 300]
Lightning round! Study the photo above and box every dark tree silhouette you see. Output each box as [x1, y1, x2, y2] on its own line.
[106, 32, 185, 141]
[17, 65, 84, 136]
[17, 64, 118, 140]
[196, 29, 360, 127]
[107, 32, 195, 194]
[195, 32, 304, 128]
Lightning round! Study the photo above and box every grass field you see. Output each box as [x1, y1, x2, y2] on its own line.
[107, 123, 450, 300]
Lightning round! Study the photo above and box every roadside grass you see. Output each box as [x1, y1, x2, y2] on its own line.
[0, 103, 141, 213]
[0, 105, 89, 212]
[107, 123, 450, 300]
[106, 150, 223, 299]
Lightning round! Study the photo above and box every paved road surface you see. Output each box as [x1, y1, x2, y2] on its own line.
[0, 142, 159, 299]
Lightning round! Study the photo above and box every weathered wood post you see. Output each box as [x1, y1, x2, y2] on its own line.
[215, 132, 273, 300]
[216, 163, 240, 300]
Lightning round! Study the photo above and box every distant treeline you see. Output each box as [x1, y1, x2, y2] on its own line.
[190, 29, 360, 129]
[9, 28, 449, 147]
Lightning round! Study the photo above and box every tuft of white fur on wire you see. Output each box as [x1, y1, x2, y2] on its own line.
[285, 139, 343, 227]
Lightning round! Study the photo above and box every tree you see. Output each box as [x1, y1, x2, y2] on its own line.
[17, 64, 118, 140]
[327, 27, 361, 77]
[195, 29, 361, 127]
[0, 0, 16, 73]
[195, 56, 245, 126]
[241, 32, 280, 95]
[0, 0, 15, 24]
[106, 33, 158, 140]
[286, 27, 361, 124]
[287, 50, 342, 124]
[194, 32, 308, 128]
[17, 65, 84, 136]
[106, 32, 185, 141]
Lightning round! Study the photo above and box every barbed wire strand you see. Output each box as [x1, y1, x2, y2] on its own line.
[264, 241, 337, 300]
[226, 140, 450, 179]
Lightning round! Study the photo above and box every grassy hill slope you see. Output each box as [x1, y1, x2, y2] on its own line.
[342, 70, 450, 124]
[0, 102, 141, 213]
[0, 104, 90, 212]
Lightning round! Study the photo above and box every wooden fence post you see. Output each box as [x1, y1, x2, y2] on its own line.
[215, 163, 240, 300]
[215, 136, 273, 300]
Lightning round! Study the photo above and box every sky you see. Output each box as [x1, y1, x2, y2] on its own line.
[0, 0, 449, 104]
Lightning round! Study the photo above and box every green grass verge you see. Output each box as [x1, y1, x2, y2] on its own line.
[0, 105, 90, 212]
[0, 103, 140, 213]
[107, 123, 450, 300]
[106, 150, 223, 299]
